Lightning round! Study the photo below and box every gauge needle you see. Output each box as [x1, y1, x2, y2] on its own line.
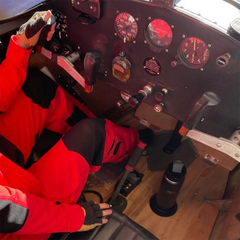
[192, 39, 196, 58]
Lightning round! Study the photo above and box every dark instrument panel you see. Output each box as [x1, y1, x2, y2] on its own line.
[0, 0, 240, 139]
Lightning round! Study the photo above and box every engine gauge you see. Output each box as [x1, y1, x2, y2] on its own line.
[145, 19, 173, 49]
[114, 12, 138, 42]
[178, 37, 210, 69]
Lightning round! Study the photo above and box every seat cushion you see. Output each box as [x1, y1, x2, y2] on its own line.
[51, 209, 159, 240]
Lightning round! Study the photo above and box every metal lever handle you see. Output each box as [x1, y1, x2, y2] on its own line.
[179, 91, 220, 136]
[83, 51, 101, 93]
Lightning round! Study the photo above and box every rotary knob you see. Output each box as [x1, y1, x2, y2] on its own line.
[154, 103, 164, 113]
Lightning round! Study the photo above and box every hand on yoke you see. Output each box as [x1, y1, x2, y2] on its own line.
[16, 10, 56, 49]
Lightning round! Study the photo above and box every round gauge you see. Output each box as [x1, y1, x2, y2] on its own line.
[178, 37, 210, 68]
[114, 12, 138, 42]
[49, 38, 61, 53]
[146, 19, 173, 49]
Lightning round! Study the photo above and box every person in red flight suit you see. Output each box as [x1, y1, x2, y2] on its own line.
[0, 11, 139, 240]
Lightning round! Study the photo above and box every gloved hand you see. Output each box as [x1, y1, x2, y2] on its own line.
[16, 10, 56, 49]
[78, 201, 112, 232]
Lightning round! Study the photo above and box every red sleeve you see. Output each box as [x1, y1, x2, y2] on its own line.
[0, 184, 85, 234]
[0, 35, 32, 113]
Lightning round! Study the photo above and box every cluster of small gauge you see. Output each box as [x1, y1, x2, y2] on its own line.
[48, 11, 73, 56]
[114, 12, 210, 69]
[53, 10, 68, 39]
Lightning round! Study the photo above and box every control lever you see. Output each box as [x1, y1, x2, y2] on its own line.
[128, 85, 152, 108]
[109, 128, 154, 205]
[83, 51, 101, 93]
[179, 91, 220, 136]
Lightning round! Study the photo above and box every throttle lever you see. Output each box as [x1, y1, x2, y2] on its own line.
[179, 91, 220, 136]
[83, 51, 101, 93]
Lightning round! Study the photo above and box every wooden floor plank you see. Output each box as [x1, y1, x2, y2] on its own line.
[218, 184, 240, 240]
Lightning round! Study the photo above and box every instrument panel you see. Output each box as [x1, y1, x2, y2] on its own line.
[0, 0, 240, 139]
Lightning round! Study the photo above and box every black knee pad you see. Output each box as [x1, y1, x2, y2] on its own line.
[22, 68, 58, 109]
[62, 118, 106, 167]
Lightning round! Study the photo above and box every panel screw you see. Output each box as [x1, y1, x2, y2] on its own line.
[216, 143, 221, 147]
[200, 68, 204, 71]
[235, 153, 240, 158]
[133, 40, 136, 44]
[165, 49, 169, 52]
[144, 40, 147, 44]
[148, 17, 151, 20]
[116, 10, 119, 13]
[182, 34, 185, 38]
[171, 25, 174, 28]
[208, 44, 211, 48]
[135, 18, 139, 21]
[114, 33, 117, 36]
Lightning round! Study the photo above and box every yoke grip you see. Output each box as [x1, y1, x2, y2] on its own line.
[38, 14, 56, 46]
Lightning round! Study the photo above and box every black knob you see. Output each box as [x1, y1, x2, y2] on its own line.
[129, 93, 145, 108]
[84, 50, 101, 93]
[154, 88, 168, 102]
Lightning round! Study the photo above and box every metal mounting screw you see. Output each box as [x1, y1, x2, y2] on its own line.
[165, 49, 169, 52]
[171, 25, 174, 28]
[200, 68, 204, 71]
[116, 10, 119, 13]
[182, 34, 186, 38]
[133, 40, 136, 44]
[200, 117, 205, 122]
[208, 44, 211, 48]
[235, 153, 240, 158]
[148, 17, 151, 20]
[135, 18, 139, 21]
[90, 5, 93, 9]
[114, 33, 117, 36]
[144, 40, 147, 44]
[216, 143, 221, 147]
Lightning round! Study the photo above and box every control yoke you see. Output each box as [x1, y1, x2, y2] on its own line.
[179, 92, 220, 136]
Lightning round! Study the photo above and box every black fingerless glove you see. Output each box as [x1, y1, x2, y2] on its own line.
[79, 201, 104, 225]
[18, 12, 48, 39]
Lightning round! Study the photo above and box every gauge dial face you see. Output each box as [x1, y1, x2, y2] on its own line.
[146, 19, 173, 49]
[178, 37, 210, 68]
[114, 12, 138, 42]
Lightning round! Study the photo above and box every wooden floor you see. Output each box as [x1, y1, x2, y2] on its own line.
[85, 154, 229, 240]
